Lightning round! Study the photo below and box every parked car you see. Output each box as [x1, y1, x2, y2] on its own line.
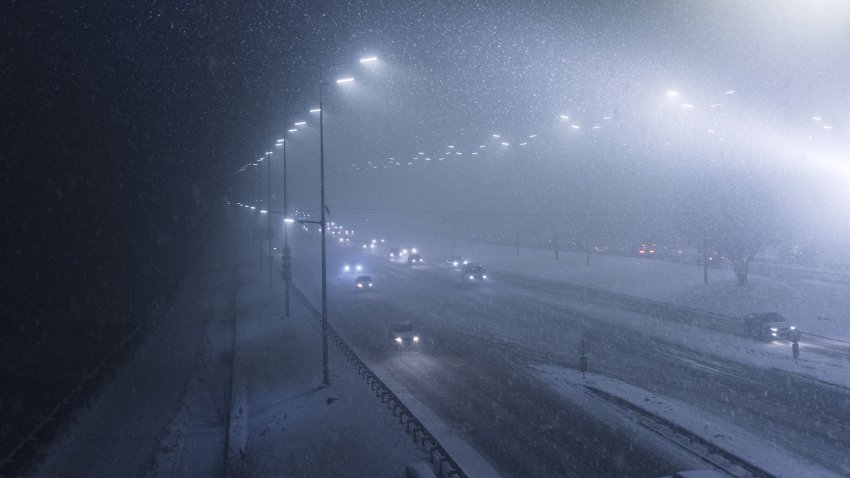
[743, 312, 801, 342]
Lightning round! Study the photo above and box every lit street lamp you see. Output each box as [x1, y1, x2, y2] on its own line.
[275, 132, 291, 317]
[291, 55, 378, 386]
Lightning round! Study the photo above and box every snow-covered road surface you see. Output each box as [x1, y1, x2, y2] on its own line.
[289, 228, 850, 476]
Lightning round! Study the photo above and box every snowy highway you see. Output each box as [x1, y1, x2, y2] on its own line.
[292, 234, 850, 477]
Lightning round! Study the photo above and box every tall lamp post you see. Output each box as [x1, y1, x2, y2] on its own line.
[275, 133, 291, 317]
[318, 86, 329, 385]
[296, 89, 329, 384]
[299, 55, 377, 386]
[265, 151, 274, 288]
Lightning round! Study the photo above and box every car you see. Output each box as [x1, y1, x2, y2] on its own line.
[387, 248, 401, 259]
[407, 253, 423, 265]
[592, 243, 609, 254]
[446, 256, 468, 267]
[389, 322, 420, 348]
[462, 263, 487, 281]
[635, 242, 657, 258]
[659, 245, 685, 261]
[742, 312, 801, 342]
[778, 245, 816, 265]
[706, 251, 726, 266]
[342, 263, 363, 273]
[354, 275, 373, 289]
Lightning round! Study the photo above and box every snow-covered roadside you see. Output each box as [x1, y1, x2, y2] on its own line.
[228, 236, 429, 477]
[144, 282, 235, 477]
[529, 364, 845, 478]
[522, 295, 850, 390]
[23, 235, 234, 478]
[399, 238, 850, 342]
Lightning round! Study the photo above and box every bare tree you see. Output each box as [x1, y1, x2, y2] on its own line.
[676, 175, 777, 286]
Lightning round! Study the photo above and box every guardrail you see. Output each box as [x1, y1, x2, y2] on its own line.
[290, 284, 467, 478]
[586, 385, 774, 478]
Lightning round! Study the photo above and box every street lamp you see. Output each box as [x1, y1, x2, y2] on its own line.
[265, 151, 273, 288]
[275, 133, 291, 317]
[310, 59, 370, 386]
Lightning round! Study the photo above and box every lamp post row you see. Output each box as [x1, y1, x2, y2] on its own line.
[256, 55, 378, 386]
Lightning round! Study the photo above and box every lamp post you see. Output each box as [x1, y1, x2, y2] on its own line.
[275, 133, 290, 317]
[318, 84, 330, 385]
[296, 89, 330, 385]
[299, 55, 378, 386]
[265, 151, 273, 288]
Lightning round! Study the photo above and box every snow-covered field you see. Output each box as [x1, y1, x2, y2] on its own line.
[385, 237, 850, 343]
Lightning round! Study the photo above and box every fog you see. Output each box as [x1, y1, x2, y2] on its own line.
[5, 1, 850, 476]
[242, 0, 850, 256]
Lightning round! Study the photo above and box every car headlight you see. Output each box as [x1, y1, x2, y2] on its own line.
[344, 265, 350, 272]
[770, 327, 778, 332]
[463, 260, 468, 265]
[453, 261, 458, 266]
[357, 283, 363, 288]
[413, 336, 420, 342]
[482, 275, 487, 279]
[469, 275, 474, 279]
[395, 337, 402, 343]
[412, 248, 417, 253]
[356, 265, 362, 271]
[368, 283, 373, 287]
[790, 326, 796, 330]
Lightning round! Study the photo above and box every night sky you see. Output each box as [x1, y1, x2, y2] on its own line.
[3, 0, 849, 367]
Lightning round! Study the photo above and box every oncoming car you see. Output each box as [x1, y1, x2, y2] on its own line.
[447, 256, 468, 268]
[407, 253, 423, 265]
[387, 248, 401, 259]
[342, 263, 363, 273]
[743, 312, 801, 342]
[355, 275, 373, 290]
[389, 322, 420, 349]
[462, 263, 487, 281]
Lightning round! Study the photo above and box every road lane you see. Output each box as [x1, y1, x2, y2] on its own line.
[291, 235, 850, 475]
